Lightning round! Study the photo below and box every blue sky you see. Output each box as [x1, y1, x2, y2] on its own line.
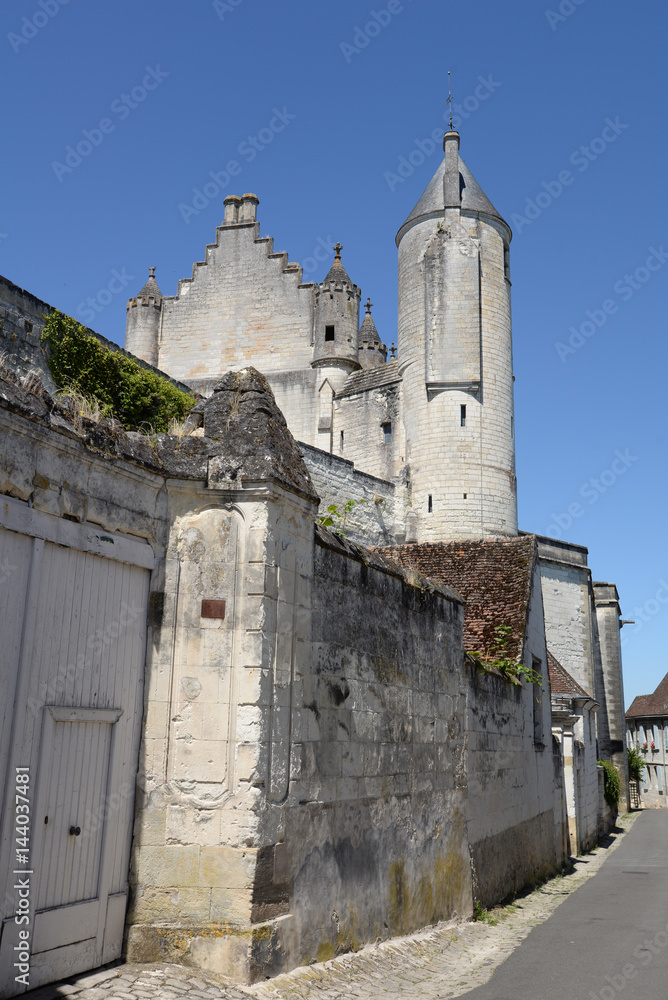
[2, 0, 666, 707]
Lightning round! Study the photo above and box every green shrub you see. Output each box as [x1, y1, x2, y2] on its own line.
[597, 758, 621, 809]
[627, 746, 645, 784]
[41, 310, 196, 432]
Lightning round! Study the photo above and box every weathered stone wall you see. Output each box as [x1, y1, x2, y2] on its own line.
[334, 379, 405, 484]
[0, 274, 192, 400]
[536, 536, 596, 699]
[0, 276, 57, 391]
[300, 442, 407, 546]
[465, 558, 560, 906]
[593, 582, 629, 804]
[252, 529, 472, 974]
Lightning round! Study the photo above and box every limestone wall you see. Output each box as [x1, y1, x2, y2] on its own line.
[157, 223, 316, 382]
[251, 528, 472, 974]
[300, 442, 407, 546]
[536, 537, 596, 696]
[465, 558, 561, 906]
[0, 276, 57, 392]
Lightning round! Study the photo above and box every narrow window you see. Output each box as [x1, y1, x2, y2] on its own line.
[340, 430, 344, 450]
[427, 495, 432, 513]
[503, 242, 511, 282]
[325, 325, 335, 341]
[24, 320, 33, 333]
[460, 404, 466, 427]
[382, 422, 392, 443]
[463, 493, 467, 499]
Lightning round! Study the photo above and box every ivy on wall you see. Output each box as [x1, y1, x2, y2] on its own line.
[41, 310, 196, 432]
[598, 758, 621, 810]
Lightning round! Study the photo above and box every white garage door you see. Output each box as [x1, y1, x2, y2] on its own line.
[0, 497, 153, 997]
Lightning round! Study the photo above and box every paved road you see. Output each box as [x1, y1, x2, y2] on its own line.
[462, 810, 668, 1000]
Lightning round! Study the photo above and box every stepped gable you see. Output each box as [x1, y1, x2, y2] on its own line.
[378, 535, 536, 661]
[190, 367, 318, 501]
[337, 360, 401, 398]
[548, 650, 589, 697]
[626, 671, 668, 718]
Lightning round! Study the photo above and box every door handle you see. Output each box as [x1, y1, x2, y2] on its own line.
[69, 825, 81, 836]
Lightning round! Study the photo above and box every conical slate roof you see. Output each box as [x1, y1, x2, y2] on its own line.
[358, 301, 383, 347]
[135, 268, 162, 301]
[396, 156, 509, 245]
[322, 243, 354, 286]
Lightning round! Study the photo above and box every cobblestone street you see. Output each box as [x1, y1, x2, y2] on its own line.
[23, 814, 637, 1000]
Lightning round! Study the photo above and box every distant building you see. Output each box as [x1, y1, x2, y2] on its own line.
[626, 672, 668, 807]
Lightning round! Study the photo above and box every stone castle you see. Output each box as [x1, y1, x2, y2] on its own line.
[125, 131, 516, 546]
[0, 127, 629, 992]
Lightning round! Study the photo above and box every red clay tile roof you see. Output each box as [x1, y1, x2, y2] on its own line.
[626, 671, 668, 718]
[548, 650, 589, 698]
[378, 535, 536, 661]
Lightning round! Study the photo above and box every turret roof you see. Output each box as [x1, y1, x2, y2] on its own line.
[396, 155, 509, 245]
[358, 298, 383, 347]
[136, 267, 162, 301]
[322, 243, 354, 286]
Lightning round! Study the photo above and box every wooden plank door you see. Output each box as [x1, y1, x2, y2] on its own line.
[0, 498, 152, 997]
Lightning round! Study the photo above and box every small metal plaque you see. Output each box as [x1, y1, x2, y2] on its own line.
[201, 599, 226, 620]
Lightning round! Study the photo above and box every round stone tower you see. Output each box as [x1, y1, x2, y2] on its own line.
[358, 298, 387, 368]
[125, 267, 162, 367]
[312, 243, 361, 392]
[396, 130, 517, 542]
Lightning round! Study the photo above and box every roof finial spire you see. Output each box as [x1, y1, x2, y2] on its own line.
[149, 266, 156, 279]
[333, 242, 343, 261]
[364, 296, 373, 315]
[446, 70, 453, 131]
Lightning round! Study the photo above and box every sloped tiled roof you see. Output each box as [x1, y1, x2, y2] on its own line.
[337, 361, 401, 398]
[548, 650, 589, 698]
[378, 535, 536, 661]
[626, 671, 668, 718]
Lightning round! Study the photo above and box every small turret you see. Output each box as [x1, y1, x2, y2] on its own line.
[312, 243, 361, 387]
[358, 298, 387, 368]
[125, 267, 162, 366]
